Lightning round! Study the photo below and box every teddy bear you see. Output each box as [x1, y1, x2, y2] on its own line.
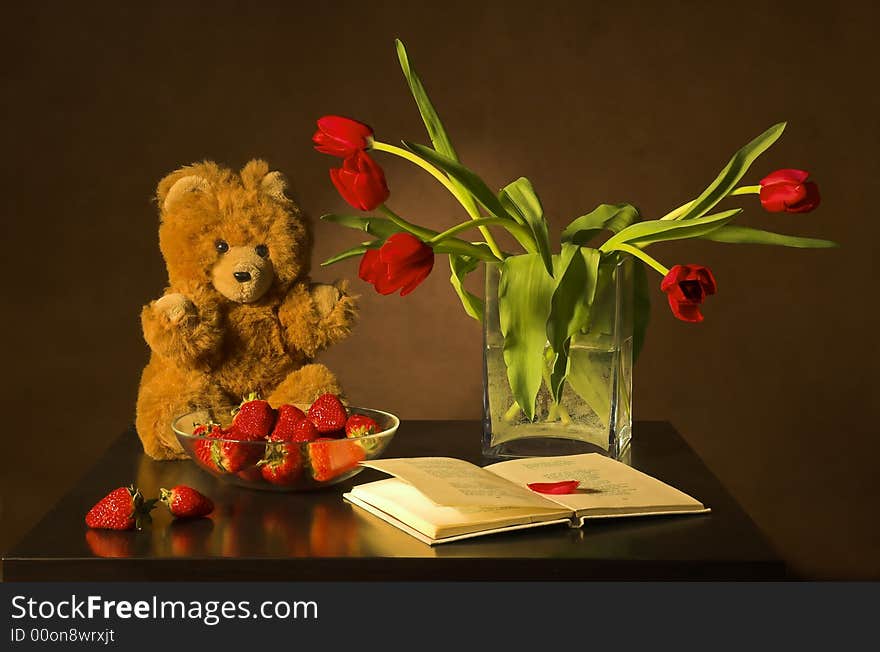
[136, 159, 357, 460]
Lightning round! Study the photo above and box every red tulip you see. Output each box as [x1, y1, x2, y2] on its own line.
[329, 150, 390, 211]
[759, 169, 821, 213]
[660, 264, 717, 323]
[358, 233, 434, 296]
[313, 115, 374, 158]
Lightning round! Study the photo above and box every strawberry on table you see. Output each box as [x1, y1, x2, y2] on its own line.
[308, 438, 366, 482]
[159, 485, 214, 519]
[85, 485, 157, 531]
[307, 393, 348, 434]
[259, 442, 304, 486]
[345, 414, 380, 438]
[230, 392, 276, 439]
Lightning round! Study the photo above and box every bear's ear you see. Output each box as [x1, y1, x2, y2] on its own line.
[240, 159, 290, 203]
[260, 171, 289, 202]
[157, 163, 222, 214]
[162, 175, 210, 213]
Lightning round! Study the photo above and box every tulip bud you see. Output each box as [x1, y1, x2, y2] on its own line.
[759, 169, 820, 213]
[660, 264, 717, 323]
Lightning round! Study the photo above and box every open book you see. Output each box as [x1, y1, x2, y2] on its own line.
[344, 453, 709, 545]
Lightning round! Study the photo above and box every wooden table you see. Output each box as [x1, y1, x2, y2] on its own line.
[3, 421, 786, 580]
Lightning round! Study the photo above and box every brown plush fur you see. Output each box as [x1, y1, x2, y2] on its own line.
[136, 160, 357, 459]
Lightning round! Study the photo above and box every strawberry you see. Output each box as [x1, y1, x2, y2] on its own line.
[85, 485, 157, 531]
[193, 422, 224, 471]
[308, 438, 365, 482]
[290, 418, 320, 442]
[259, 442, 303, 486]
[269, 404, 311, 442]
[211, 437, 264, 474]
[230, 393, 276, 439]
[307, 393, 348, 434]
[345, 414, 380, 437]
[194, 424, 262, 474]
[159, 485, 214, 519]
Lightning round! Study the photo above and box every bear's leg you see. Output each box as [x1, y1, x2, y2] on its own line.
[267, 363, 343, 407]
[136, 360, 227, 460]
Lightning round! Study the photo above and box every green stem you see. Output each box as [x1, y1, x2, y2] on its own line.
[729, 184, 761, 196]
[379, 205, 501, 262]
[660, 185, 761, 221]
[659, 199, 695, 221]
[428, 217, 532, 247]
[372, 140, 506, 260]
[377, 205, 436, 240]
[609, 243, 670, 276]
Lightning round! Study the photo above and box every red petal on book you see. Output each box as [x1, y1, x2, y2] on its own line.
[527, 481, 580, 495]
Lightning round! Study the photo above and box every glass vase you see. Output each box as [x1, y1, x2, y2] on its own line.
[482, 255, 634, 461]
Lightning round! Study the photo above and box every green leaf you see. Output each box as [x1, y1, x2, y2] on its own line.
[601, 209, 741, 251]
[498, 254, 556, 420]
[499, 178, 553, 276]
[395, 39, 479, 216]
[562, 203, 640, 245]
[401, 142, 515, 222]
[632, 259, 650, 362]
[321, 241, 381, 266]
[677, 122, 786, 221]
[566, 348, 612, 428]
[546, 245, 601, 401]
[448, 254, 483, 321]
[699, 225, 839, 248]
[320, 214, 406, 239]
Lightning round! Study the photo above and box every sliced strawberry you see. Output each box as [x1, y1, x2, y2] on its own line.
[85, 485, 157, 531]
[308, 439, 366, 482]
[345, 414, 380, 438]
[260, 442, 303, 486]
[231, 392, 276, 439]
[307, 393, 348, 434]
[159, 485, 214, 519]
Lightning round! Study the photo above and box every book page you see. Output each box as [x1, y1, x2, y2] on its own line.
[486, 454, 706, 517]
[362, 457, 560, 509]
[348, 478, 572, 540]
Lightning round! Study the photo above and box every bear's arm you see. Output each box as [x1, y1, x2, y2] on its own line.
[141, 293, 223, 368]
[277, 280, 357, 358]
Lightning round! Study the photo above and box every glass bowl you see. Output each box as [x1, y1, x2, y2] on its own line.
[172, 405, 398, 491]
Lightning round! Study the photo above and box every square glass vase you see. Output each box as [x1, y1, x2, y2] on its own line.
[482, 255, 634, 461]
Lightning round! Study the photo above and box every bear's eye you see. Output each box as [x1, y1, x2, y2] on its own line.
[255, 244, 269, 258]
[215, 240, 229, 254]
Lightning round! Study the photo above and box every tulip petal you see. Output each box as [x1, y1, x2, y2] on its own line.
[399, 259, 434, 296]
[786, 181, 821, 213]
[661, 264, 715, 323]
[358, 249, 382, 283]
[317, 115, 373, 143]
[760, 182, 807, 212]
[527, 481, 580, 495]
[760, 168, 809, 186]
[666, 295, 704, 323]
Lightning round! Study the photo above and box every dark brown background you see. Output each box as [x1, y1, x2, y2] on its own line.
[2, 1, 877, 578]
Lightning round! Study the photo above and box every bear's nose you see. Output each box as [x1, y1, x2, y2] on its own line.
[233, 271, 252, 283]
